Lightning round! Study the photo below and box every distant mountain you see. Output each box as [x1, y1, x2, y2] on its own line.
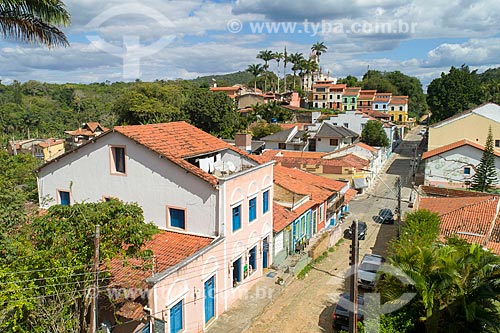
[190, 71, 253, 87]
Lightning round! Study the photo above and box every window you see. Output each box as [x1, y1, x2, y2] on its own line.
[351, 106, 355, 110]
[330, 139, 339, 146]
[375, 104, 379, 109]
[464, 167, 471, 175]
[344, 123, 349, 128]
[337, 94, 341, 99]
[249, 197, 257, 222]
[232, 257, 242, 287]
[351, 97, 355, 103]
[383, 104, 387, 109]
[368, 101, 371, 106]
[495, 140, 500, 148]
[314, 102, 318, 108]
[322, 95, 326, 100]
[232, 205, 241, 231]
[314, 95, 318, 100]
[169, 207, 186, 229]
[333, 123, 338, 126]
[278, 143, 286, 149]
[59, 190, 70, 206]
[391, 106, 395, 111]
[343, 105, 347, 110]
[399, 106, 403, 111]
[343, 98, 348, 103]
[263, 190, 269, 214]
[319, 204, 323, 221]
[110, 146, 126, 174]
[170, 300, 183, 333]
[358, 101, 362, 106]
[398, 114, 403, 122]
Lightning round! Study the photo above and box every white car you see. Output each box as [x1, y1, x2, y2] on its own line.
[358, 254, 385, 290]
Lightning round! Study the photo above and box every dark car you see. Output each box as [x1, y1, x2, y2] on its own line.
[378, 208, 394, 224]
[344, 221, 367, 240]
[331, 292, 364, 331]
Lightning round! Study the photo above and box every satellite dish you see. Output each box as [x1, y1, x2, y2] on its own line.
[226, 161, 236, 172]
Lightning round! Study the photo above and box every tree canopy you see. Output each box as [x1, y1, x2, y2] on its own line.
[471, 126, 498, 192]
[361, 120, 389, 147]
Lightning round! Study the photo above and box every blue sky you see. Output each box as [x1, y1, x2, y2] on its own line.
[1, 0, 499, 88]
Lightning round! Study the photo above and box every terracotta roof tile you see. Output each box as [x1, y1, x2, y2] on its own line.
[108, 230, 214, 288]
[115, 122, 261, 186]
[274, 165, 345, 200]
[273, 200, 315, 232]
[344, 188, 358, 204]
[210, 86, 241, 91]
[422, 139, 500, 160]
[38, 138, 64, 148]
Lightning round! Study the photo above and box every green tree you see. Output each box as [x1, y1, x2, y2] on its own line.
[0, 201, 158, 332]
[246, 64, 264, 91]
[427, 65, 482, 123]
[288, 52, 304, 90]
[0, 0, 70, 47]
[337, 75, 359, 87]
[360, 120, 389, 147]
[182, 88, 241, 138]
[256, 49, 274, 92]
[471, 126, 498, 192]
[249, 121, 282, 139]
[311, 41, 327, 63]
[250, 101, 292, 123]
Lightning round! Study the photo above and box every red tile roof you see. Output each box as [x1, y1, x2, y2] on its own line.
[261, 149, 327, 160]
[367, 110, 391, 118]
[274, 165, 345, 200]
[108, 230, 214, 288]
[86, 122, 108, 133]
[114, 122, 261, 186]
[273, 200, 315, 232]
[344, 188, 358, 204]
[210, 86, 241, 92]
[38, 138, 65, 148]
[422, 139, 500, 160]
[355, 142, 378, 152]
[418, 195, 500, 250]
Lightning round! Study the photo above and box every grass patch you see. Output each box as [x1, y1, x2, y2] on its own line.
[297, 250, 330, 279]
[336, 238, 345, 247]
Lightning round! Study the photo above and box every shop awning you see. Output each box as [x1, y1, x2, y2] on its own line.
[353, 178, 368, 189]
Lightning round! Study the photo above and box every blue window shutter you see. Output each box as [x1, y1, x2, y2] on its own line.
[170, 300, 183, 333]
[169, 208, 185, 229]
[249, 198, 256, 222]
[232, 206, 241, 231]
[59, 191, 70, 206]
[263, 190, 269, 213]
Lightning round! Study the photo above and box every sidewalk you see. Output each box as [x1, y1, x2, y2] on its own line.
[207, 268, 293, 333]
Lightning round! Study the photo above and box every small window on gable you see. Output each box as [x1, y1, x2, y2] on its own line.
[278, 143, 286, 149]
[169, 207, 186, 229]
[111, 146, 126, 174]
[330, 139, 339, 146]
[59, 190, 70, 206]
[464, 167, 471, 175]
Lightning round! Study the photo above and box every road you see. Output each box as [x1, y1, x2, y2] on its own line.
[244, 126, 425, 333]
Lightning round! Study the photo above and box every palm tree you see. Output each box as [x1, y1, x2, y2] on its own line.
[256, 49, 273, 92]
[311, 41, 327, 63]
[283, 47, 288, 92]
[273, 51, 283, 93]
[0, 0, 70, 47]
[288, 52, 304, 90]
[246, 64, 264, 92]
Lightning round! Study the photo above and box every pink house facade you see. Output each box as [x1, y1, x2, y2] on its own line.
[37, 122, 273, 332]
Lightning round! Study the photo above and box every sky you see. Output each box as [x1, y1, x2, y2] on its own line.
[1, 0, 500, 88]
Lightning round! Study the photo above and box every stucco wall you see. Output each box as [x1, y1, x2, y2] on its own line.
[37, 132, 219, 235]
[424, 145, 500, 187]
[428, 114, 500, 152]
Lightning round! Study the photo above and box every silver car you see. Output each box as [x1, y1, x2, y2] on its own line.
[358, 254, 384, 290]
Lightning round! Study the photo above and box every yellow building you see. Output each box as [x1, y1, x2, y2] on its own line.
[428, 103, 500, 152]
[388, 95, 409, 124]
[35, 139, 65, 162]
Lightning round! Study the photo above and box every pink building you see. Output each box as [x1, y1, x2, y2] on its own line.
[37, 122, 274, 332]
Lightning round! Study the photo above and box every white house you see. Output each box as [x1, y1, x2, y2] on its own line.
[324, 110, 400, 153]
[312, 122, 359, 152]
[422, 139, 500, 189]
[323, 142, 387, 176]
[37, 122, 274, 332]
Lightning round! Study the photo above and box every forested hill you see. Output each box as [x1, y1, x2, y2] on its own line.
[189, 71, 253, 87]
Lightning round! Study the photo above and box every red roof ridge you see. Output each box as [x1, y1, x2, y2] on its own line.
[422, 139, 500, 160]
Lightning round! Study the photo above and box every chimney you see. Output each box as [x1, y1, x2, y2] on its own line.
[235, 133, 252, 153]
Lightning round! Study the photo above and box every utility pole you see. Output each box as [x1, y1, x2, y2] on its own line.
[349, 220, 359, 333]
[90, 225, 100, 333]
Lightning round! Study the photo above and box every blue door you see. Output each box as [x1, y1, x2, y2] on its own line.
[204, 276, 215, 324]
[170, 300, 183, 333]
[262, 237, 269, 269]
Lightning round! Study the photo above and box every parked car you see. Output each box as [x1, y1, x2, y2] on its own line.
[418, 128, 427, 135]
[378, 208, 394, 224]
[331, 292, 364, 331]
[358, 254, 385, 290]
[344, 221, 367, 240]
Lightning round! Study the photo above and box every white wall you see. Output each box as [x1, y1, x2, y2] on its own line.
[38, 132, 219, 235]
[425, 145, 500, 186]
